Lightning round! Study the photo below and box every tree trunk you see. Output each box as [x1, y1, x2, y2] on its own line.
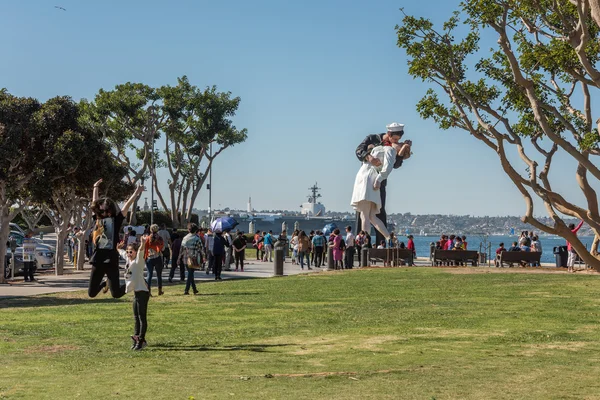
[588, 0, 600, 30]
[20, 209, 43, 233]
[129, 197, 139, 225]
[169, 181, 179, 229]
[76, 234, 87, 271]
[0, 211, 11, 283]
[592, 234, 600, 256]
[54, 222, 70, 275]
[76, 209, 94, 271]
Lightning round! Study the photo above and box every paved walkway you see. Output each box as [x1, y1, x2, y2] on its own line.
[0, 251, 571, 299]
[0, 257, 322, 298]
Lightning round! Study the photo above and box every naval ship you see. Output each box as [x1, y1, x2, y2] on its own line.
[227, 184, 357, 234]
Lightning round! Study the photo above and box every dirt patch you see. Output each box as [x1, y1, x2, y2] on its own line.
[412, 328, 502, 339]
[443, 267, 600, 275]
[353, 335, 402, 350]
[518, 341, 588, 357]
[24, 344, 80, 354]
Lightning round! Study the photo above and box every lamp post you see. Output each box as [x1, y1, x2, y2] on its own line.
[208, 142, 212, 225]
[150, 132, 155, 226]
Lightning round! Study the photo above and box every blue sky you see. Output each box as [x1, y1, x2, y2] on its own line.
[1, 0, 594, 217]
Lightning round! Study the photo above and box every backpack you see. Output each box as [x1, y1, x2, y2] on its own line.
[338, 237, 346, 251]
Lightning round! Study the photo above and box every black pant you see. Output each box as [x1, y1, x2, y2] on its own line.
[162, 248, 170, 268]
[235, 251, 244, 270]
[169, 255, 185, 281]
[23, 261, 35, 281]
[214, 254, 223, 279]
[345, 246, 355, 269]
[356, 180, 388, 246]
[146, 257, 163, 291]
[133, 291, 149, 340]
[314, 246, 323, 267]
[208, 253, 215, 272]
[88, 262, 126, 298]
[256, 246, 260, 260]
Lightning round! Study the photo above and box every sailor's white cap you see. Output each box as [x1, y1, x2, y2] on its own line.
[386, 122, 404, 133]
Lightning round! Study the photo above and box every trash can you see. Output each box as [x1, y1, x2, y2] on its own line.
[553, 246, 568, 268]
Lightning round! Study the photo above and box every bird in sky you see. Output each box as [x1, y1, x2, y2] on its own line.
[54, 6, 66, 11]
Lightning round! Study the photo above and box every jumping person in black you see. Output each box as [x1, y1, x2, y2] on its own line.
[88, 179, 144, 298]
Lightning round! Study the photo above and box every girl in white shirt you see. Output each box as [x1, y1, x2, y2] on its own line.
[117, 240, 150, 351]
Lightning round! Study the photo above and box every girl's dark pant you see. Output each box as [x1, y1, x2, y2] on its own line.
[133, 291, 149, 340]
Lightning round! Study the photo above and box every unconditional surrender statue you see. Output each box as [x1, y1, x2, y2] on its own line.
[352, 123, 411, 245]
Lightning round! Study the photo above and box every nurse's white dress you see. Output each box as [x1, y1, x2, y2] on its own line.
[350, 145, 397, 213]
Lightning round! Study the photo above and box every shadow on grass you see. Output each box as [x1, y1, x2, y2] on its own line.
[152, 343, 292, 352]
[0, 295, 127, 309]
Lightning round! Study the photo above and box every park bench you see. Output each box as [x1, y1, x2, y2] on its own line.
[368, 248, 414, 266]
[432, 250, 479, 266]
[498, 251, 542, 267]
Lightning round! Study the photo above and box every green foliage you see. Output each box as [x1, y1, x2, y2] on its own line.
[396, 1, 600, 149]
[23, 97, 131, 205]
[84, 76, 248, 227]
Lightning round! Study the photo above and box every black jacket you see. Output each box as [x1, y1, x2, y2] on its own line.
[355, 133, 403, 169]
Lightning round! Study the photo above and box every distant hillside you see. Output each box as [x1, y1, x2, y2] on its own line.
[388, 213, 593, 236]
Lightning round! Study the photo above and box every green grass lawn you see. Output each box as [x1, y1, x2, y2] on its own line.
[2, 268, 600, 399]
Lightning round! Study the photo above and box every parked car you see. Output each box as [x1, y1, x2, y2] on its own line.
[7, 231, 55, 268]
[4, 248, 37, 279]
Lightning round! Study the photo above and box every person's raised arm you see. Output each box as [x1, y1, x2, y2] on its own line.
[356, 134, 382, 167]
[136, 237, 147, 264]
[573, 220, 585, 233]
[92, 179, 102, 204]
[121, 184, 145, 216]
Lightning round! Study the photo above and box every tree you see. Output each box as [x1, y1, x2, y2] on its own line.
[86, 76, 248, 228]
[396, 0, 600, 269]
[157, 77, 248, 227]
[83, 83, 162, 225]
[29, 97, 131, 274]
[0, 91, 46, 283]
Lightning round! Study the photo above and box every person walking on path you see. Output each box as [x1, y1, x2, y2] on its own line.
[212, 231, 229, 280]
[157, 224, 171, 269]
[233, 231, 247, 271]
[117, 240, 150, 351]
[88, 179, 144, 298]
[311, 231, 325, 268]
[144, 224, 165, 296]
[297, 231, 312, 270]
[253, 231, 263, 260]
[22, 231, 36, 282]
[205, 229, 215, 274]
[567, 220, 585, 273]
[179, 224, 204, 295]
[355, 123, 411, 245]
[290, 230, 299, 265]
[263, 231, 274, 262]
[344, 226, 355, 269]
[223, 231, 233, 271]
[332, 229, 345, 270]
[168, 233, 184, 282]
[407, 235, 416, 266]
